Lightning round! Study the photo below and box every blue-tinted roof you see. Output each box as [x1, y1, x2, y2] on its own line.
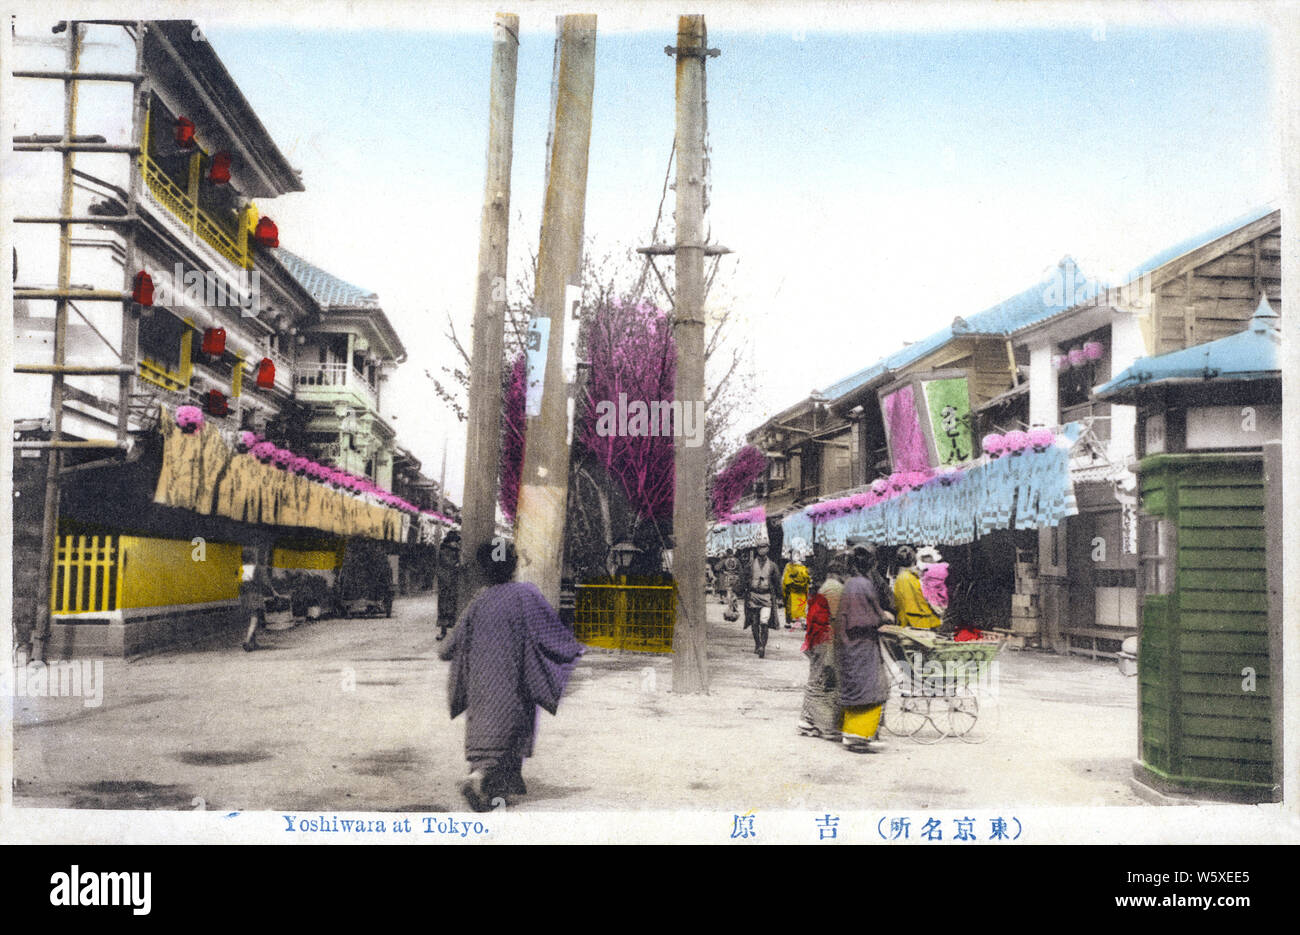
[1122, 204, 1278, 284]
[272, 247, 380, 309]
[821, 257, 1105, 401]
[1095, 296, 1280, 400]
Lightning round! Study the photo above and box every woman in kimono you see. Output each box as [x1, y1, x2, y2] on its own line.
[782, 556, 811, 629]
[893, 545, 942, 629]
[435, 532, 461, 641]
[439, 541, 584, 811]
[797, 555, 847, 740]
[837, 545, 894, 753]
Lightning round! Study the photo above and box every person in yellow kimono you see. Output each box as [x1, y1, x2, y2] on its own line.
[782, 556, 811, 629]
[892, 545, 942, 629]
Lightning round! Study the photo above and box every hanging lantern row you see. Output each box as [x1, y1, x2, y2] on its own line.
[253, 217, 279, 248]
[255, 357, 276, 389]
[1052, 341, 1104, 372]
[174, 116, 196, 150]
[205, 389, 229, 417]
[208, 151, 232, 185]
[169, 117, 281, 249]
[201, 327, 226, 357]
[131, 270, 154, 307]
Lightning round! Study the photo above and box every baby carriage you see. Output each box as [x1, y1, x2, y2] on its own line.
[878, 624, 1005, 743]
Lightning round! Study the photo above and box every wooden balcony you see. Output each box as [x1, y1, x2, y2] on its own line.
[295, 362, 379, 411]
[139, 152, 252, 271]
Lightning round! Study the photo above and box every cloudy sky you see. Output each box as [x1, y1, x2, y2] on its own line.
[197, 1, 1282, 502]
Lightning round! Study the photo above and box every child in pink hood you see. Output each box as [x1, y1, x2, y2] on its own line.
[916, 547, 949, 615]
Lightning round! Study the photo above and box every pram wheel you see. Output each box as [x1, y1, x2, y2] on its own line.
[945, 695, 978, 738]
[883, 692, 931, 738]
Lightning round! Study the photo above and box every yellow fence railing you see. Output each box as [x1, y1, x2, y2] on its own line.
[50, 534, 242, 614]
[573, 583, 676, 653]
[51, 535, 120, 614]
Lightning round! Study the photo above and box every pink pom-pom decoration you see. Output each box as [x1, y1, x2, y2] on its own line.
[1068, 348, 1087, 367]
[870, 478, 889, 495]
[237, 430, 258, 452]
[1083, 341, 1104, 361]
[289, 456, 310, 475]
[252, 442, 276, 463]
[1004, 430, 1030, 453]
[175, 405, 204, 432]
[1028, 428, 1055, 450]
[982, 434, 1006, 456]
[271, 447, 293, 468]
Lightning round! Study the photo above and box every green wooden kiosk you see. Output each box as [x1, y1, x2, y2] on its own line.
[1095, 297, 1282, 802]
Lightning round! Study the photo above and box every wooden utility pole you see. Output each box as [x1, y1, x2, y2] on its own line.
[459, 13, 519, 609]
[513, 14, 597, 607]
[31, 24, 82, 661]
[669, 15, 714, 693]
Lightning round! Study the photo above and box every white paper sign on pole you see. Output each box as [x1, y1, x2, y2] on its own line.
[524, 317, 550, 418]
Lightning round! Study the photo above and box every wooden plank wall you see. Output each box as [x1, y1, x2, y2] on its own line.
[1151, 230, 1283, 355]
[1172, 461, 1272, 786]
[912, 337, 1018, 408]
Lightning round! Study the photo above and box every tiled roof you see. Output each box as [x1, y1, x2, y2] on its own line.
[1095, 296, 1280, 400]
[272, 247, 381, 309]
[821, 257, 1104, 401]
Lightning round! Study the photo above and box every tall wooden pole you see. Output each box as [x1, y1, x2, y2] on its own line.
[459, 13, 519, 609]
[513, 14, 597, 607]
[31, 23, 82, 661]
[669, 15, 711, 692]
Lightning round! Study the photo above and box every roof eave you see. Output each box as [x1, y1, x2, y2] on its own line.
[151, 21, 304, 198]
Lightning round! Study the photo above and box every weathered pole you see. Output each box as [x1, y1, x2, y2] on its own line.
[669, 15, 711, 693]
[459, 13, 519, 609]
[31, 23, 82, 661]
[513, 15, 597, 607]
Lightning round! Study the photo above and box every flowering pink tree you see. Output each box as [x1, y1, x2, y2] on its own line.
[578, 301, 677, 521]
[498, 354, 527, 522]
[709, 444, 767, 519]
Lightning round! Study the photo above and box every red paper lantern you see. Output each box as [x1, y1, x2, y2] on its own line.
[131, 270, 154, 306]
[208, 151, 232, 185]
[253, 217, 279, 248]
[255, 357, 276, 389]
[204, 389, 229, 417]
[174, 116, 196, 149]
[201, 327, 226, 356]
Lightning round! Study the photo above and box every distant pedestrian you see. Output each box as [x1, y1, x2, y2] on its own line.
[782, 555, 810, 629]
[439, 541, 584, 811]
[435, 532, 461, 641]
[837, 546, 894, 753]
[720, 549, 740, 612]
[741, 543, 783, 658]
[797, 555, 847, 740]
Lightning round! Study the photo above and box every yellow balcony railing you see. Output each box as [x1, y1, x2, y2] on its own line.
[140, 154, 252, 270]
[139, 103, 253, 271]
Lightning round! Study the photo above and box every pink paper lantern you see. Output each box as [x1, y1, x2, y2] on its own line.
[1028, 428, 1055, 450]
[175, 405, 204, 433]
[1068, 348, 1087, 367]
[1083, 341, 1104, 361]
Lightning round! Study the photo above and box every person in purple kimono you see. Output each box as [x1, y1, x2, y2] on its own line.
[439, 541, 584, 811]
[836, 545, 895, 753]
